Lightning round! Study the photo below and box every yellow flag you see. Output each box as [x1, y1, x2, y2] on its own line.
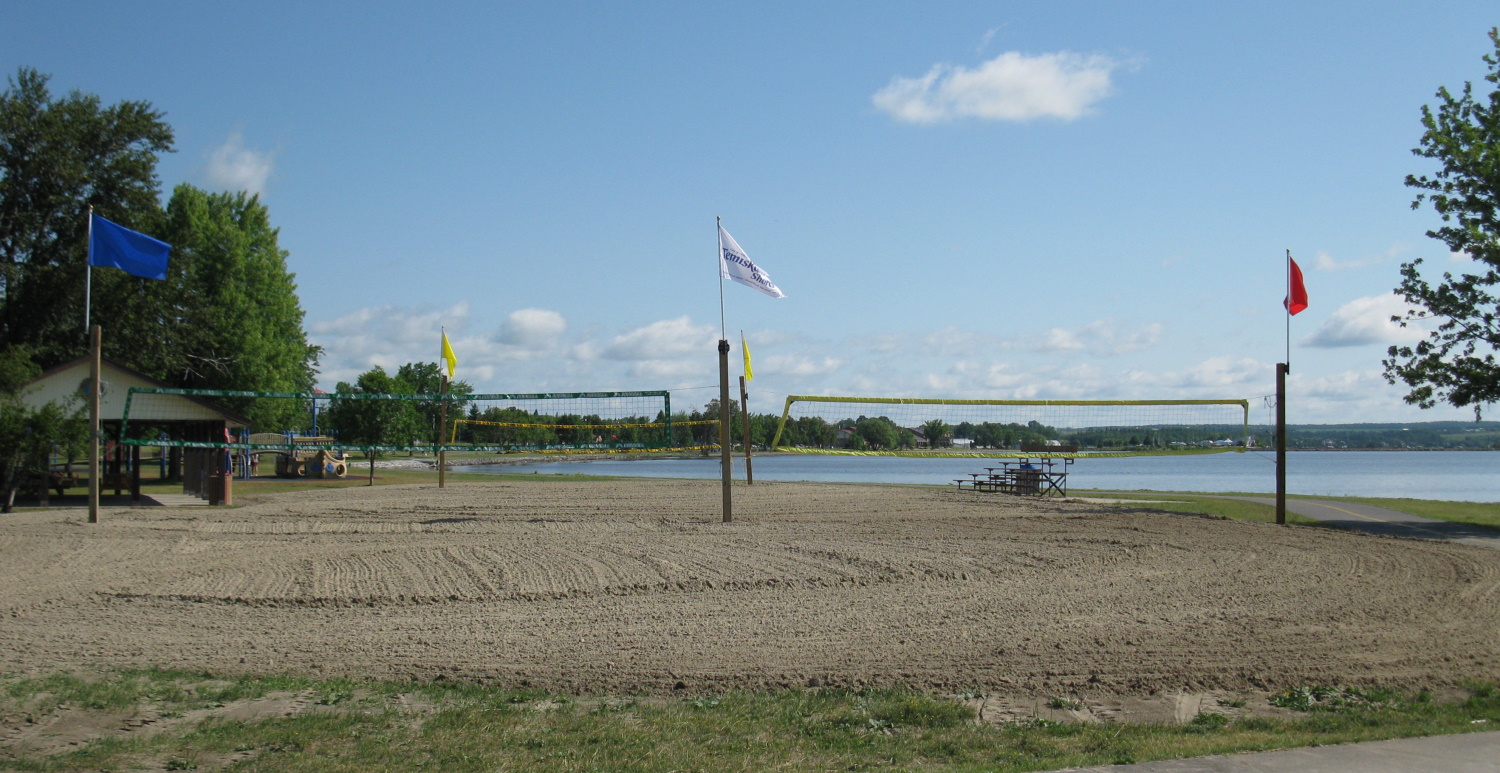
[441, 331, 458, 378]
[741, 333, 753, 381]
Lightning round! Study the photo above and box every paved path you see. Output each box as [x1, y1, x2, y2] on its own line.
[1224, 495, 1500, 550]
[1052, 729, 1500, 772]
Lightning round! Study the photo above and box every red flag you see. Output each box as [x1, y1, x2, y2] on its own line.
[1284, 257, 1308, 315]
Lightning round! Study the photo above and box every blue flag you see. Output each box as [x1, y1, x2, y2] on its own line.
[89, 214, 170, 280]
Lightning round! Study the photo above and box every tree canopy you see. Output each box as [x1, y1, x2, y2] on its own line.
[0, 68, 320, 432]
[1384, 28, 1500, 419]
[0, 67, 173, 364]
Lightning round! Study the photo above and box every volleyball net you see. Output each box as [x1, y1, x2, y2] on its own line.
[118, 387, 715, 454]
[769, 395, 1252, 458]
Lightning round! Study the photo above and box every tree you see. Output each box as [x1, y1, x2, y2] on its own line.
[920, 418, 951, 449]
[321, 367, 423, 456]
[0, 346, 85, 511]
[0, 71, 320, 434]
[1384, 29, 1500, 419]
[394, 361, 472, 444]
[0, 68, 174, 365]
[147, 185, 320, 429]
[855, 416, 899, 450]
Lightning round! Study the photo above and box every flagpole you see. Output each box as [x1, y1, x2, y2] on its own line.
[715, 217, 732, 522]
[85, 206, 93, 335]
[716, 216, 727, 340]
[1285, 249, 1292, 367]
[1278, 249, 1291, 527]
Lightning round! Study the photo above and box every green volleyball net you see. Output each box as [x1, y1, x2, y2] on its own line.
[118, 387, 712, 454]
[770, 395, 1252, 457]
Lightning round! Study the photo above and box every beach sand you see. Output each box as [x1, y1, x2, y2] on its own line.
[3, 478, 1496, 701]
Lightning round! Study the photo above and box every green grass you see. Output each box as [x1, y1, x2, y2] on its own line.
[1074, 490, 1500, 532]
[1073, 492, 1320, 526]
[3, 670, 1500, 772]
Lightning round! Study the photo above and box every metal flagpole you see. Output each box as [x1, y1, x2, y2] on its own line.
[716, 216, 727, 340]
[85, 206, 93, 335]
[1285, 249, 1292, 367]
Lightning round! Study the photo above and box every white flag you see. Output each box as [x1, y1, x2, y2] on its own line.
[719, 225, 785, 299]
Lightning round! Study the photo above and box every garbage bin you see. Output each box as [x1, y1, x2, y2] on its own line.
[207, 471, 232, 506]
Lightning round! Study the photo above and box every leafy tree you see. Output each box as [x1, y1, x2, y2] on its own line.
[130, 185, 320, 429]
[855, 416, 899, 450]
[394, 361, 472, 444]
[0, 346, 85, 511]
[1384, 29, 1500, 419]
[0, 71, 319, 433]
[920, 418, 951, 448]
[322, 367, 423, 456]
[0, 67, 174, 365]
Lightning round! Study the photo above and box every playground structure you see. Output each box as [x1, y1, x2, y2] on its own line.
[247, 433, 350, 479]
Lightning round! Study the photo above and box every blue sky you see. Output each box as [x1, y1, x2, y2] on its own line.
[6, 2, 1497, 423]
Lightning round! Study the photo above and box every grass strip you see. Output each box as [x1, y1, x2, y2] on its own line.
[3, 670, 1498, 772]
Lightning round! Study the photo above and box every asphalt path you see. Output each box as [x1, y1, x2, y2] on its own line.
[1221, 495, 1500, 551]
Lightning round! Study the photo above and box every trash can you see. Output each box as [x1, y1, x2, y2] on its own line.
[207, 471, 232, 506]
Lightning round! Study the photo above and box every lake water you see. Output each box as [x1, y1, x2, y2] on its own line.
[450, 450, 1498, 502]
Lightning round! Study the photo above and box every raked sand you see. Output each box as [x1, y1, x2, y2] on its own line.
[2, 478, 1497, 700]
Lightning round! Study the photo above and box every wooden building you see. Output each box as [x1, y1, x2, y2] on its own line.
[18, 357, 250, 504]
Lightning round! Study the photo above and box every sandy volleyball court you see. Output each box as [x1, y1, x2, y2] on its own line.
[2, 478, 1498, 698]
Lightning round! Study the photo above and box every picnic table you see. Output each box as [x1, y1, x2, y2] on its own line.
[955, 457, 1071, 497]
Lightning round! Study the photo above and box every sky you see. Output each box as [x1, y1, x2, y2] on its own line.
[5, 1, 1497, 425]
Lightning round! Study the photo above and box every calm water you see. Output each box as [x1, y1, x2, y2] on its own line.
[451, 450, 1498, 502]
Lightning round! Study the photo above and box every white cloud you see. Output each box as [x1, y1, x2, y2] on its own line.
[1303, 294, 1428, 348]
[205, 132, 275, 196]
[1312, 245, 1408, 271]
[760, 354, 844, 377]
[872, 50, 1124, 124]
[848, 333, 909, 354]
[1030, 320, 1161, 356]
[498, 308, 567, 346]
[307, 302, 474, 384]
[627, 360, 716, 380]
[602, 316, 717, 361]
[1163, 356, 1267, 391]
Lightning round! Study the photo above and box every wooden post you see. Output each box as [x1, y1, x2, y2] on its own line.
[130, 444, 141, 504]
[439, 375, 448, 489]
[369, 449, 375, 486]
[718, 339, 732, 523]
[739, 376, 753, 485]
[88, 325, 101, 524]
[111, 440, 123, 496]
[1276, 363, 1288, 526]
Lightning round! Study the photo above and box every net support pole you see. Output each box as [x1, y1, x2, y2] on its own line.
[88, 324, 101, 524]
[740, 376, 753, 485]
[718, 339, 733, 523]
[438, 375, 448, 489]
[368, 448, 375, 486]
[1276, 363, 1288, 526]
